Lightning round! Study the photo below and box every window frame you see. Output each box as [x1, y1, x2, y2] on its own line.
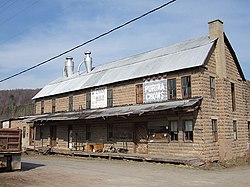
[169, 120, 178, 141]
[86, 92, 91, 109]
[107, 124, 113, 141]
[248, 121, 250, 143]
[233, 120, 237, 141]
[86, 125, 91, 141]
[136, 84, 143, 104]
[210, 76, 215, 99]
[69, 95, 73, 112]
[107, 89, 113, 107]
[23, 126, 26, 138]
[167, 79, 176, 100]
[183, 120, 193, 142]
[181, 76, 192, 98]
[52, 98, 56, 113]
[211, 119, 218, 142]
[41, 100, 44, 114]
[231, 82, 236, 111]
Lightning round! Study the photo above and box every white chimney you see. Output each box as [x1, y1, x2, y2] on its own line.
[64, 56, 74, 77]
[84, 51, 92, 73]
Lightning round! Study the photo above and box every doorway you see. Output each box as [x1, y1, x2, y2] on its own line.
[134, 123, 148, 154]
[50, 125, 57, 147]
[68, 125, 73, 149]
[29, 126, 34, 146]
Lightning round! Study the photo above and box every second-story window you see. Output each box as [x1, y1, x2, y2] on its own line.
[69, 95, 73, 112]
[231, 82, 236, 111]
[41, 100, 44, 114]
[210, 76, 215, 99]
[181, 76, 191, 98]
[52, 98, 56, 113]
[136, 84, 143, 104]
[86, 92, 91, 109]
[107, 89, 113, 107]
[167, 79, 176, 100]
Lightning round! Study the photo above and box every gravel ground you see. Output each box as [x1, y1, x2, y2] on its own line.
[0, 154, 250, 187]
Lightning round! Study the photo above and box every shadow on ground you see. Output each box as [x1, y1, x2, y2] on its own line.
[21, 162, 45, 171]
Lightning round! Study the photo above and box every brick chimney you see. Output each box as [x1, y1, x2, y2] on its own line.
[208, 19, 226, 79]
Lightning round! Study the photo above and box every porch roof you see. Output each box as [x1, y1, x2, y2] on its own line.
[25, 97, 202, 123]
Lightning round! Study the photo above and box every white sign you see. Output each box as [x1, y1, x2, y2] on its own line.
[2, 121, 10, 128]
[91, 87, 107, 109]
[143, 79, 167, 103]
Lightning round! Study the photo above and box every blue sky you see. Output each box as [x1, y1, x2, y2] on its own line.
[0, 0, 249, 89]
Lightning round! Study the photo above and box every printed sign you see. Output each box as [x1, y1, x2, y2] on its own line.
[143, 79, 167, 103]
[2, 121, 10, 128]
[91, 87, 107, 109]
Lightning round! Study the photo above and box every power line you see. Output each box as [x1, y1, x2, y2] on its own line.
[0, 0, 40, 26]
[0, 0, 177, 83]
[0, 0, 15, 10]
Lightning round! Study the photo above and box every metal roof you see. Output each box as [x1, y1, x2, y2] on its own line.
[33, 36, 215, 99]
[25, 97, 202, 122]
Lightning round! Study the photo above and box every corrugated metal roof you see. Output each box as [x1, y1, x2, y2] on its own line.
[33, 36, 215, 99]
[25, 97, 202, 122]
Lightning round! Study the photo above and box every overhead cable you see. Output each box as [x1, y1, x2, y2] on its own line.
[0, 0, 177, 83]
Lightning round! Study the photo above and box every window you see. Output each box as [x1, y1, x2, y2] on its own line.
[170, 121, 178, 141]
[107, 89, 113, 107]
[136, 84, 143, 104]
[107, 124, 133, 141]
[167, 79, 176, 100]
[23, 126, 26, 138]
[212, 119, 218, 142]
[107, 124, 113, 141]
[233, 120, 237, 140]
[181, 76, 191, 98]
[41, 100, 44, 114]
[52, 99, 56, 113]
[69, 95, 73, 112]
[184, 120, 193, 142]
[248, 121, 250, 143]
[231, 83, 236, 111]
[86, 125, 91, 140]
[86, 92, 91, 109]
[210, 77, 215, 99]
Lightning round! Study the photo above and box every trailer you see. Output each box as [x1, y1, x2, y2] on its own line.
[0, 128, 22, 171]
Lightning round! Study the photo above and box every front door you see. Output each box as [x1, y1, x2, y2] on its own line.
[134, 123, 148, 154]
[68, 125, 73, 149]
[29, 127, 34, 146]
[50, 125, 57, 147]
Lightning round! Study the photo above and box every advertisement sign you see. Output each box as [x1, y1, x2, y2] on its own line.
[91, 87, 107, 108]
[143, 79, 167, 103]
[2, 121, 10, 128]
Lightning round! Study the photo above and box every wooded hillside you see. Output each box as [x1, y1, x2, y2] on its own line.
[0, 89, 40, 120]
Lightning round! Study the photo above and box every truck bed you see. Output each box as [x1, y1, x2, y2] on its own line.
[0, 128, 22, 153]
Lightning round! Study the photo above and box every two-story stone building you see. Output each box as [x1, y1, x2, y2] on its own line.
[28, 19, 250, 162]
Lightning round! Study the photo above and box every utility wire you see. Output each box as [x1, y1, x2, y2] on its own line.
[0, 0, 14, 10]
[0, 0, 177, 83]
[0, 0, 40, 26]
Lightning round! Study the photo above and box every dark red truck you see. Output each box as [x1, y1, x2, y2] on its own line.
[0, 128, 22, 171]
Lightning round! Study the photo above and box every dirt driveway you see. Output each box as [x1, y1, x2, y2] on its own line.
[0, 155, 250, 187]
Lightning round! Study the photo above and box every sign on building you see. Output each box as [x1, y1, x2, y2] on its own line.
[143, 79, 167, 103]
[91, 87, 107, 109]
[2, 121, 10, 128]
